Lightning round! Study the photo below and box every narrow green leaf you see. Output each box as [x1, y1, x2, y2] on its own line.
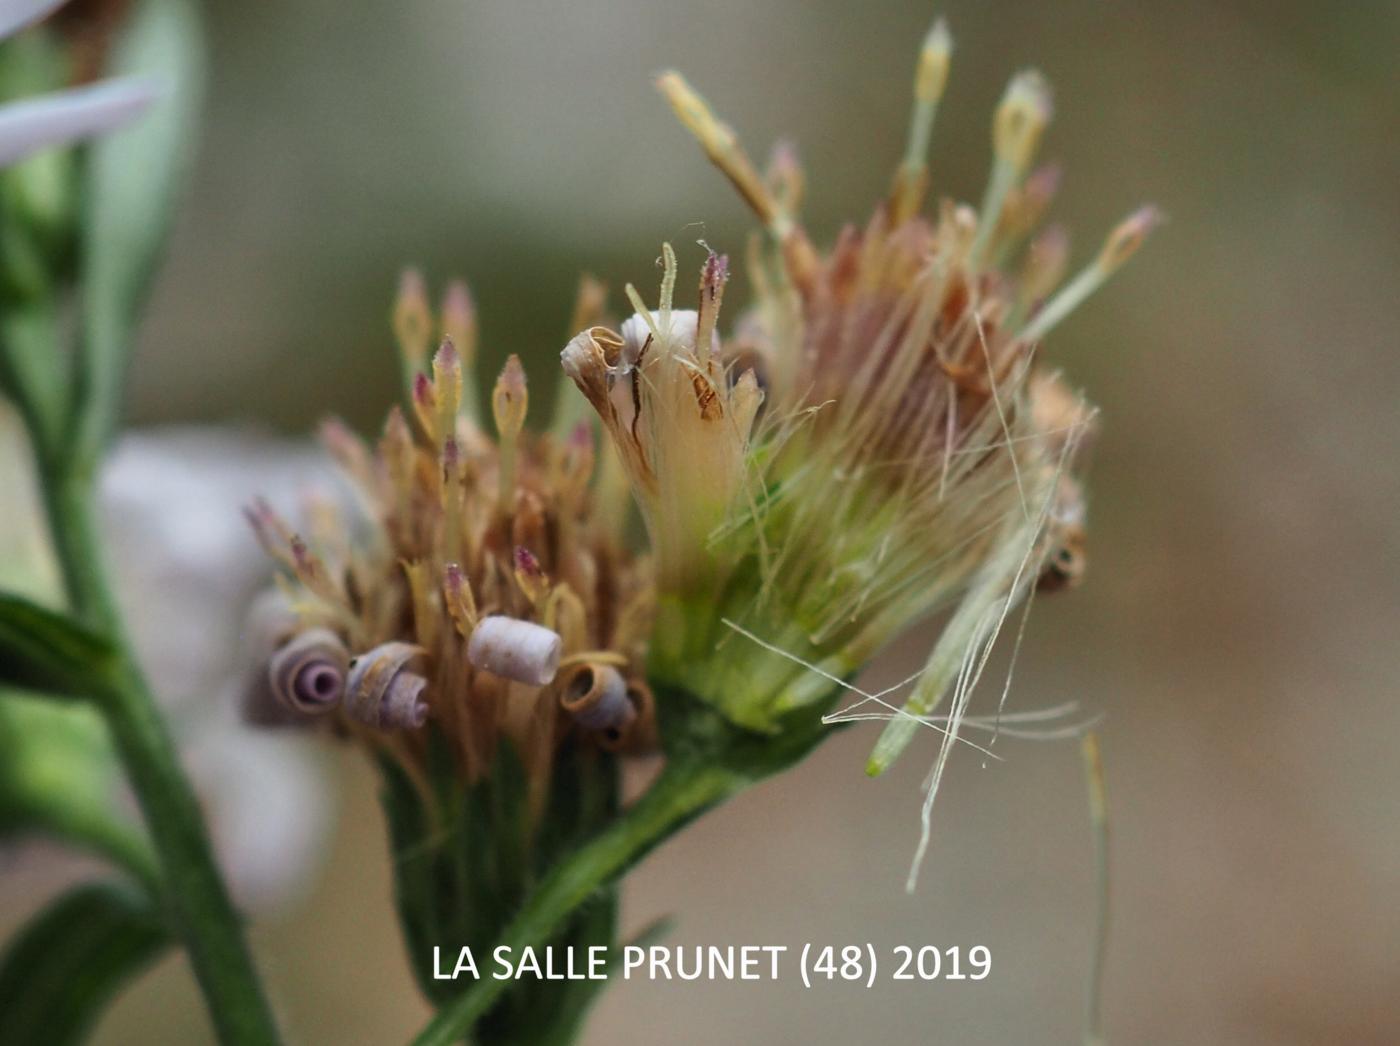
[0, 300, 66, 458]
[0, 28, 76, 452]
[73, 0, 204, 463]
[0, 881, 169, 1045]
[0, 590, 114, 697]
[0, 685, 119, 827]
[0, 688, 118, 858]
[0, 688, 158, 890]
[0, 22, 80, 305]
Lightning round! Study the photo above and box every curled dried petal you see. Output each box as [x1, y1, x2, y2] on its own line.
[269, 628, 348, 715]
[467, 615, 562, 686]
[558, 662, 635, 736]
[346, 642, 430, 729]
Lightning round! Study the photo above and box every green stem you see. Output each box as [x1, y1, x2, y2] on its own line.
[40, 468, 121, 629]
[411, 755, 746, 1046]
[38, 466, 281, 1046]
[0, 305, 67, 465]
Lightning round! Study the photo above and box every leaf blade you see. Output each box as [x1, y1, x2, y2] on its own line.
[0, 590, 115, 697]
[73, 0, 205, 463]
[0, 881, 169, 1045]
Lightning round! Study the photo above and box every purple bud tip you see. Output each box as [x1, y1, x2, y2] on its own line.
[399, 268, 425, 297]
[569, 420, 592, 449]
[384, 404, 410, 439]
[497, 354, 527, 395]
[770, 139, 800, 168]
[514, 545, 542, 576]
[444, 279, 474, 311]
[435, 337, 460, 368]
[413, 372, 433, 405]
[1027, 162, 1063, 198]
[703, 251, 730, 288]
[1129, 204, 1165, 231]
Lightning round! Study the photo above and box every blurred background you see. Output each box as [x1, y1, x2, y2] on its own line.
[4, 0, 1399, 1042]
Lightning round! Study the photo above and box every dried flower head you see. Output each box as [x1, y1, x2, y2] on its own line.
[246, 287, 656, 813]
[563, 25, 1154, 786]
[247, 17, 1152, 891]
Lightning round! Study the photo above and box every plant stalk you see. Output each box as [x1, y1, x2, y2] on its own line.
[38, 463, 282, 1046]
[411, 755, 746, 1046]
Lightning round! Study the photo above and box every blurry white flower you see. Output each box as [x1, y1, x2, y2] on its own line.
[0, 409, 338, 914]
[99, 428, 340, 914]
[0, 0, 155, 169]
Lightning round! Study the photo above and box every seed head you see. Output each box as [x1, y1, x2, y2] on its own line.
[563, 19, 1153, 765]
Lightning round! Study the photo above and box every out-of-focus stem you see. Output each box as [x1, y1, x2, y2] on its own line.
[36, 465, 282, 1046]
[1081, 732, 1109, 1046]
